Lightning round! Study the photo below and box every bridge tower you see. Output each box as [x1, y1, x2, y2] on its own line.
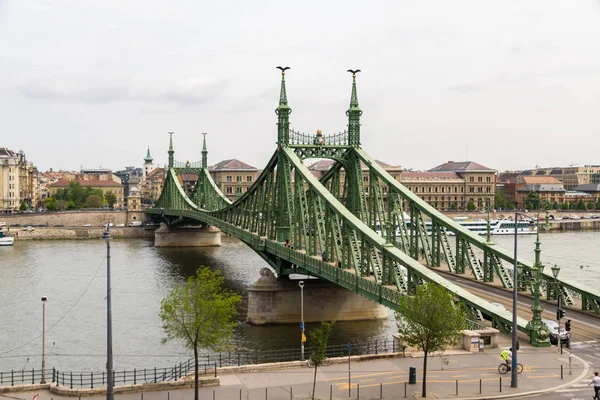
[275, 67, 293, 242]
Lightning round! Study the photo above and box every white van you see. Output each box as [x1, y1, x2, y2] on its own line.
[0, 222, 6, 227]
[128, 221, 143, 227]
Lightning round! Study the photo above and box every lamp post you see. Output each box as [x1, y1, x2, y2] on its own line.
[41, 296, 47, 384]
[102, 224, 114, 400]
[511, 205, 519, 388]
[485, 206, 494, 245]
[299, 280, 305, 361]
[550, 264, 562, 353]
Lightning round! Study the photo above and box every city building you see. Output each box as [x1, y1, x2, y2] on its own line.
[209, 159, 260, 201]
[114, 166, 143, 199]
[515, 176, 565, 208]
[142, 167, 166, 205]
[427, 161, 496, 210]
[143, 148, 156, 181]
[126, 185, 142, 211]
[0, 147, 40, 213]
[77, 168, 121, 183]
[398, 171, 465, 210]
[519, 165, 600, 190]
[48, 180, 125, 208]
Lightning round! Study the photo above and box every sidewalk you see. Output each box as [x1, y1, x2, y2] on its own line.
[1, 341, 590, 400]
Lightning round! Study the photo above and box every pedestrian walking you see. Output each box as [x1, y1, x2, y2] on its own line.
[589, 371, 600, 400]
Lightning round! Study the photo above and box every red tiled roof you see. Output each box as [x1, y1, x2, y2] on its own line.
[519, 176, 562, 185]
[49, 179, 122, 188]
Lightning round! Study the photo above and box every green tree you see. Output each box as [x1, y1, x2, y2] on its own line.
[69, 182, 85, 208]
[44, 198, 58, 211]
[19, 201, 28, 211]
[494, 190, 509, 209]
[308, 321, 335, 400]
[587, 202, 594, 210]
[66, 200, 76, 210]
[395, 282, 466, 398]
[552, 202, 559, 210]
[466, 201, 476, 211]
[86, 194, 103, 208]
[576, 199, 586, 210]
[449, 202, 457, 210]
[560, 202, 569, 210]
[104, 191, 117, 208]
[159, 267, 241, 400]
[569, 202, 576, 210]
[525, 190, 540, 210]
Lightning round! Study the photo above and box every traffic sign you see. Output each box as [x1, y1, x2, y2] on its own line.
[300, 322, 304, 330]
[302, 332, 307, 343]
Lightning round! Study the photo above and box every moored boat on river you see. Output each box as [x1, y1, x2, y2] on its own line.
[0, 230, 15, 246]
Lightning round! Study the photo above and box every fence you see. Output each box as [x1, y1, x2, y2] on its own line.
[0, 339, 400, 388]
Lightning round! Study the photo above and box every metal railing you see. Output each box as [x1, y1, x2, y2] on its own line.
[0, 339, 403, 388]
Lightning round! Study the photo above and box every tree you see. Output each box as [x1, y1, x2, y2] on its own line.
[576, 199, 586, 210]
[466, 201, 476, 211]
[552, 202, 559, 210]
[494, 190, 509, 209]
[86, 194, 103, 208]
[587, 202, 594, 210]
[159, 267, 241, 400]
[44, 198, 58, 211]
[396, 282, 466, 398]
[449, 202, 457, 210]
[560, 202, 569, 210]
[525, 190, 541, 210]
[104, 191, 117, 208]
[19, 201, 28, 211]
[308, 321, 335, 400]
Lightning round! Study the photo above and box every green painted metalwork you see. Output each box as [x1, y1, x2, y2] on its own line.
[148, 69, 600, 342]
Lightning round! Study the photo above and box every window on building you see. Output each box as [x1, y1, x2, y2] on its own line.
[486, 187, 490, 193]
[414, 187, 418, 193]
[246, 176, 252, 182]
[486, 177, 491, 183]
[478, 177, 482, 182]
[428, 187, 432, 193]
[469, 187, 474, 193]
[470, 177, 474, 182]
[441, 187, 444, 193]
[236, 176, 242, 182]
[226, 176, 232, 182]
[236, 186, 243, 194]
[477, 187, 482, 193]
[226, 186, 233, 194]
[461, 187, 464, 193]
[363, 176, 369, 182]
[434, 187, 438, 193]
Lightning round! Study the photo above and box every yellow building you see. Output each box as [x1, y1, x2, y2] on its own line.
[209, 159, 260, 201]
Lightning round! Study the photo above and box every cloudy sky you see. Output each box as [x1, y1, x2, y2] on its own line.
[1, 0, 599, 173]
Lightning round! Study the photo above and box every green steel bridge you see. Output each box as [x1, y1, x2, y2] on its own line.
[147, 69, 600, 344]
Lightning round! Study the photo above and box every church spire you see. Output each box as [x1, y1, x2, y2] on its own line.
[201, 132, 208, 169]
[275, 66, 291, 146]
[168, 132, 174, 168]
[144, 147, 153, 164]
[346, 69, 362, 147]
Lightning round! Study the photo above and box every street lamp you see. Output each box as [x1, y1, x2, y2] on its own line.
[485, 206, 494, 245]
[102, 224, 114, 400]
[299, 280, 305, 361]
[550, 264, 562, 353]
[510, 200, 553, 388]
[41, 296, 47, 384]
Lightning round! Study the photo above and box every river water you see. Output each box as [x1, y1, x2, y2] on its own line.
[0, 231, 598, 372]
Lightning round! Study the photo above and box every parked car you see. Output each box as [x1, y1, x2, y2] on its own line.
[82, 224, 92, 227]
[104, 223, 114, 228]
[116, 223, 125, 227]
[128, 221, 142, 227]
[146, 221, 157, 226]
[542, 319, 570, 345]
[22, 226, 35, 232]
[54, 224, 65, 227]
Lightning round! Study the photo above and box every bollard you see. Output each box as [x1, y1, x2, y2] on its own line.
[569, 354, 572, 375]
[380, 382, 383, 398]
[290, 386, 292, 400]
[265, 387, 268, 399]
[213, 389, 215, 400]
[404, 382, 407, 398]
[499, 377, 502, 392]
[479, 378, 482, 394]
[141, 393, 144, 400]
[214, 362, 217, 378]
[168, 392, 170, 400]
[240, 388, 242, 400]
[456, 380, 458, 395]
[561, 365, 563, 379]
[330, 385, 332, 400]
[357, 383, 360, 399]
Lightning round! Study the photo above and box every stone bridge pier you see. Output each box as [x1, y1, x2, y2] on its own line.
[154, 223, 221, 247]
[247, 268, 388, 325]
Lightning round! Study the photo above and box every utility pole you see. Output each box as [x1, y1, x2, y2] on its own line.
[102, 225, 114, 400]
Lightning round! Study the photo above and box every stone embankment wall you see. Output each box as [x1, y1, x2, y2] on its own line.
[0, 210, 148, 227]
[11, 227, 155, 239]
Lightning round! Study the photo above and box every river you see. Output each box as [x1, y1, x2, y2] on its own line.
[0, 231, 598, 372]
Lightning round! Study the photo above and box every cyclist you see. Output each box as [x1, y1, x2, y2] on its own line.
[500, 348, 513, 370]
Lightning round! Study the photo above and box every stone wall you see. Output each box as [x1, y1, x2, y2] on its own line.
[0, 210, 143, 227]
[11, 227, 155, 240]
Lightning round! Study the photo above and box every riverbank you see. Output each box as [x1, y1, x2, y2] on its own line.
[8, 226, 155, 240]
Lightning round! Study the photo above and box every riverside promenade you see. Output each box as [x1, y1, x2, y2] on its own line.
[1, 338, 592, 400]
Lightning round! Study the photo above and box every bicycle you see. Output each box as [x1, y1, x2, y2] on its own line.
[306, 356, 331, 368]
[498, 362, 523, 374]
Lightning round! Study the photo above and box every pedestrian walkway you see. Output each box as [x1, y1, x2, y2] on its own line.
[1, 340, 592, 400]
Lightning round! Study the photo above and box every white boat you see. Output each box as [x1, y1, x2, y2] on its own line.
[375, 217, 537, 237]
[0, 230, 15, 246]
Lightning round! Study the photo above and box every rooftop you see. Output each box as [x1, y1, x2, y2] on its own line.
[211, 159, 257, 171]
[49, 179, 122, 188]
[429, 161, 495, 173]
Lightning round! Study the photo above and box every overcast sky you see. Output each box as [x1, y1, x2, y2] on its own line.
[1, 0, 599, 173]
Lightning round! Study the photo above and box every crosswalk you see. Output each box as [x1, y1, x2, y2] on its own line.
[551, 340, 599, 400]
[553, 382, 595, 400]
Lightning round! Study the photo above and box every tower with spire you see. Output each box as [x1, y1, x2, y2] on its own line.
[346, 69, 362, 147]
[275, 66, 291, 147]
[143, 147, 156, 181]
